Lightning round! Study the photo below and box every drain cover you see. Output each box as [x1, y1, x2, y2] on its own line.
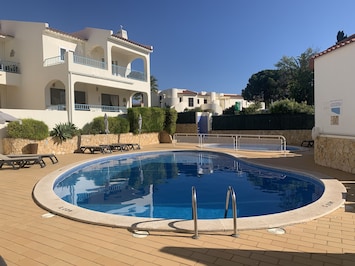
[132, 230, 149, 238]
[41, 213, 55, 218]
[267, 228, 286, 235]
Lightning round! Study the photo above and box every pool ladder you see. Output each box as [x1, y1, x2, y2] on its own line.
[191, 186, 238, 239]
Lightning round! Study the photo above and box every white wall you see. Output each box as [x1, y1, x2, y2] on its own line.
[314, 42, 355, 136]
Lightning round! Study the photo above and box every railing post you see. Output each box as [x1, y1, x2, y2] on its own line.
[192, 186, 199, 239]
[225, 186, 238, 237]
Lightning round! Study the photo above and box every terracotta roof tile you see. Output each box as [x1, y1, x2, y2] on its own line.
[179, 90, 198, 95]
[313, 34, 355, 59]
[46, 27, 152, 51]
[111, 34, 153, 51]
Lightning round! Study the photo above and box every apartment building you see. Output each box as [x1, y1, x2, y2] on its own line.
[156, 88, 252, 115]
[0, 19, 153, 128]
[312, 34, 355, 173]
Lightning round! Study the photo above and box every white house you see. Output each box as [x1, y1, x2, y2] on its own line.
[312, 34, 355, 173]
[0, 19, 153, 129]
[156, 88, 255, 115]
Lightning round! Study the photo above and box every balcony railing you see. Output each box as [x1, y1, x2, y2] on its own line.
[48, 104, 127, 113]
[43, 54, 147, 81]
[0, 60, 21, 73]
[73, 54, 107, 69]
[112, 64, 146, 81]
[43, 56, 64, 67]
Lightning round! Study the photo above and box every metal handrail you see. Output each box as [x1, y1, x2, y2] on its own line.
[191, 186, 199, 239]
[173, 133, 287, 152]
[224, 186, 238, 237]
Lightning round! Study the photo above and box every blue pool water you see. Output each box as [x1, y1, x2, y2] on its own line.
[53, 151, 324, 220]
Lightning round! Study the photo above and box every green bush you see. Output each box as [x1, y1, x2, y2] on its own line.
[128, 107, 165, 134]
[7, 118, 49, 140]
[164, 108, 177, 135]
[50, 122, 78, 141]
[269, 99, 314, 114]
[81, 116, 129, 135]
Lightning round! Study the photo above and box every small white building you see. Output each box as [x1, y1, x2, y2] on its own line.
[0, 19, 153, 129]
[156, 88, 252, 115]
[312, 34, 355, 173]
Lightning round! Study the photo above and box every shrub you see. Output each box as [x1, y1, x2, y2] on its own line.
[164, 108, 177, 135]
[7, 118, 49, 140]
[269, 99, 314, 114]
[81, 116, 129, 135]
[50, 122, 78, 141]
[128, 107, 165, 134]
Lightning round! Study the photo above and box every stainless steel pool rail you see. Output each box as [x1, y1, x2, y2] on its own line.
[173, 133, 287, 152]
[191, 186, 199, 239]
[224, 186, 238, 237]
[191, 186, 238, 239]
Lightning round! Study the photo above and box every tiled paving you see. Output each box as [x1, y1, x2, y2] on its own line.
[1, 144, 355, 265]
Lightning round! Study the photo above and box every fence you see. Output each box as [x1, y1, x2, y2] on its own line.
[173, 133, 287, 152]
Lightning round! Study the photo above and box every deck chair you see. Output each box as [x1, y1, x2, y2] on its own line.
[0, 154, 46, 169]
[7, 153, 58, 164]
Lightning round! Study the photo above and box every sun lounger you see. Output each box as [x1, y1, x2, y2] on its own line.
[301, 140, 314, 147]
[118, 143, 140, 150]
[109, 143, 130, 151]
[0, 154, 46, 169]
[79, 145, 112, 154]
[7, 153, 58, 164]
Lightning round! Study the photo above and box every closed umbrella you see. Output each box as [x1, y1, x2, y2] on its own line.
[0, 111, 19, 124]
[104, 113, 109, 134]
[138, 114, 142, 134]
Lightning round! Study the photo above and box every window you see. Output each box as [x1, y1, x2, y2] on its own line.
[197, 99, 200, 104]
[188, 98, 194, 107]
[179, 97, 182, 102]
[204, 99, 207, 104]
[50, 88, 65, 105]
[60, 48, 66, 60]
[102, 93, 119, 111]
[75, 91, 86, 104]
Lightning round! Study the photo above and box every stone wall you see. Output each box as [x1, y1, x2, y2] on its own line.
[176, 124, 198, 133]
[314, 135, 355, 174]
[2, 133, 160, 155]
[211, 130, 312, 146]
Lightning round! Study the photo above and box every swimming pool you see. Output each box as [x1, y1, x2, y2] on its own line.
[33, 148, 346, 231]
[52, 151, 324, 220]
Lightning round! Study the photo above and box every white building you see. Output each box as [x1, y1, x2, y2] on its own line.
[0, 20, 153, 129]
[156, 88, 253, 115]
[312, 34, 355, 173]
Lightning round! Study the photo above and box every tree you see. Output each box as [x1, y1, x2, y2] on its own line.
[275, 48, 316, 105]
[241, 69, 284, 108]
[150, 75, 159, 93]
[336, 30, 348, 43]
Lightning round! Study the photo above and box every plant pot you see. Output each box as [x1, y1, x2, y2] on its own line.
[28, 143, 38, 154]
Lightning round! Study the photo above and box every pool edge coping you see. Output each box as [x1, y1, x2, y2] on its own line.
[33, 149, 347, 232]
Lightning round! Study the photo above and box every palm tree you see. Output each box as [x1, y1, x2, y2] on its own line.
[150, 75, 159, 93]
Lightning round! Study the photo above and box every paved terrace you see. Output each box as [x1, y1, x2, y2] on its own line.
[0, 144, 354, 266]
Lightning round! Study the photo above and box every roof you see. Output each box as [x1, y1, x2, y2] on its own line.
[313, 34, 355, 59]
[111, 33, 153, 51]
[46, 27, 153, 51]
[179, 90, 198, 96]
[47, 27, 87, 41]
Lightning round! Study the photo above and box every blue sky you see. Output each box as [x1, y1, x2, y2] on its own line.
[1, 0, 355, 94]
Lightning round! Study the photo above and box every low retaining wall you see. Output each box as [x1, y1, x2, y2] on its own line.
[314, 135, 355, 174]
[2, 133, 160, 155]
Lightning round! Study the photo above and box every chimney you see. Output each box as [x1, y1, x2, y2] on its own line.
[117, 25, 128, 39]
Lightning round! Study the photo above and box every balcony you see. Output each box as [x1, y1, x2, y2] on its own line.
[43, 55, 146, 81]
[48, 104, 127, 114]
[0, 60, 21, 74]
